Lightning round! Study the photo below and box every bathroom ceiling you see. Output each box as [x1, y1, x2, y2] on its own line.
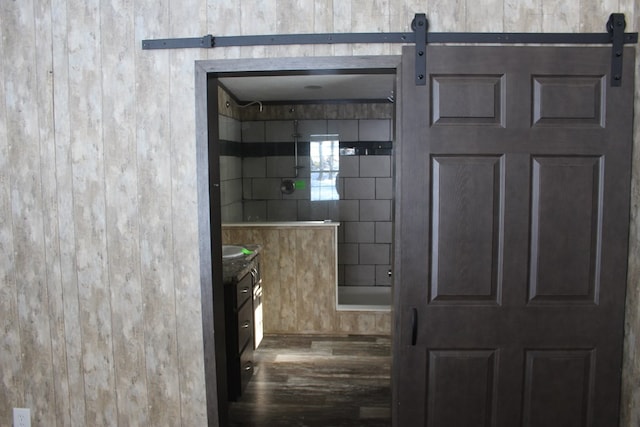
[218, 73, 396, 103]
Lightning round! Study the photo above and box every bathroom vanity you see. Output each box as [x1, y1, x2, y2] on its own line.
[222, 244, 262, 401]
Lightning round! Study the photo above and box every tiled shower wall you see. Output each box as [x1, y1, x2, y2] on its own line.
[219, 113, 393, 288]
[219, 115, 243, 222]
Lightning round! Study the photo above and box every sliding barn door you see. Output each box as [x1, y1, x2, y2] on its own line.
[394, 46, 634, 426]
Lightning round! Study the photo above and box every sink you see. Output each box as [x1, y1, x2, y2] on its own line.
[222, 245, 245, 259]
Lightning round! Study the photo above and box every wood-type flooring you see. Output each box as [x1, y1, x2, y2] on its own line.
[229, 334, 391, 427]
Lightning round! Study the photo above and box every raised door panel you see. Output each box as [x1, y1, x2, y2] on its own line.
[426, 350, 498, 427]
[431, 156, 504, 304]
[529, 156, 603, 304]
[532, 76, 605, 127]
[522, 350, 595, 427]
[431, 75, 506, 126]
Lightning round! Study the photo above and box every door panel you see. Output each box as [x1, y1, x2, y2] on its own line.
[431, 156, 504, 304]
[432, 75, 505, 126]
[394, 46, 634, 427]
[427, 350, 498, 427]
[532, 76, 604, 127]
[529, 156, 602, 303]
[522, 349, 595, 427]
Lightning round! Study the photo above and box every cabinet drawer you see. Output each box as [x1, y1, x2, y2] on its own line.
[239, 346, 254, 395]
[237, 298, 253, 353]
[236, 273, 252, 309]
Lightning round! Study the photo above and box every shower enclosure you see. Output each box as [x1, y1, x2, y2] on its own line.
[217, 82, 393, 310]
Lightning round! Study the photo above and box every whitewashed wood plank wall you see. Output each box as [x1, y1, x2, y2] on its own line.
[0, 0, 639, 426]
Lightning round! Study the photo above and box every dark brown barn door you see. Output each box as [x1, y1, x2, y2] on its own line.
[393, 46, 634, 427]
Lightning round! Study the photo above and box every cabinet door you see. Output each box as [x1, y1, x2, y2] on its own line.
[226, 271, 255, 401]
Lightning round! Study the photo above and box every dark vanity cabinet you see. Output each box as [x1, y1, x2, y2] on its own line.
[224, 253, 261, 401]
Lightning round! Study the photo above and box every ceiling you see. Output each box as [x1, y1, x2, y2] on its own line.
[218, 73, 396, 103]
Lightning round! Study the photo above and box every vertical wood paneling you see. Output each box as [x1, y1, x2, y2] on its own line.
[338, 312, 377, 333]
[541, 0, 580, 32]
[223, 226, 384, 334]
[239, 0, 277, 59]
[207, 1, 241, 59]
[376, 311, 392, 333]
[275, 229, 298, 331]
[427, 0, 466, 31]
[619, 0, 636, 20]
[67, 0, 117, 423]
[504, 0, 542, 32]
[314, 0, 334, 56]
[333, 0, 353, 55]
[580, 0, 620, 31]
[0, 3, 23, 419]
[0, 0, 638, 425]
[2, 1, 57, 425]
[296, 229, 337, 332]
[352, 0, 391, 55]
[102, 0, 150, 425]
[51, 0, 87, 423]
[390, 0, 424, 32]
[275, 0, 313, 57]
[134, 0, 181, 424]
[169, 0, 209, 424]
[35, 0, 72, 425]
[352, 0, 391, 32]
[466, 0, 504, 31]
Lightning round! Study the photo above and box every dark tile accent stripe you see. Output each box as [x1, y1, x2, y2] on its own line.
[220, 140, 243, 157]
[238, 141, 393, 157]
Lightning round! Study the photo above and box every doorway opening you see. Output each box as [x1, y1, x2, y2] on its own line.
[217, 71, 395, 312]
[195, 56, 401, 426]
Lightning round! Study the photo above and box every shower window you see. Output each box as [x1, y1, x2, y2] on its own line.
[310, 134, 340, 201]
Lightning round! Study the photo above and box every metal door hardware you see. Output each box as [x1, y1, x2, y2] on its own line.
[608, 13, 627, 87]
[142, 13, 638, 87]
[412, 14, 427, 85]
[411, 308, 418, 346]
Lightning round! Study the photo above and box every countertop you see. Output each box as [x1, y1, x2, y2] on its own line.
[222, 221, 340, 228]
[222, 244, 262, 284]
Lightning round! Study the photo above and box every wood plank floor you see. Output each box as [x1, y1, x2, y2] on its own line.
[229, 334, 392, 427]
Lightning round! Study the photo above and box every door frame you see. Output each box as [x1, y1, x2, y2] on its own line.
[194, 55, 402, 427]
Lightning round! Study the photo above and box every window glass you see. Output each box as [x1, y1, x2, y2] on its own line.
[310, 134, 340, 201]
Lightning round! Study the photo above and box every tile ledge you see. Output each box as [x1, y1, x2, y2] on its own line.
[222, 221, 340, 227]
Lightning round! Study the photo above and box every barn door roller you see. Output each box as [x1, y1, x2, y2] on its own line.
[608, 13, 627, 86]
[412, 14, 427, 85]
[142, 13, 637, 87]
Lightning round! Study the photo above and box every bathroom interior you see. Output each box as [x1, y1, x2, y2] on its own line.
[214, 70, 396, 422]
[217, 71, 396, 328]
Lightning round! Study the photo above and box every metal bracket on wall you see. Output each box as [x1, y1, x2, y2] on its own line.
[142, 13, 638, 87]
[608, 13, 627, 87]
[412, 13, 428, 85]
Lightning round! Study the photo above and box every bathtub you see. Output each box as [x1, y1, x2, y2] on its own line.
[337, 286, 392, 312]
